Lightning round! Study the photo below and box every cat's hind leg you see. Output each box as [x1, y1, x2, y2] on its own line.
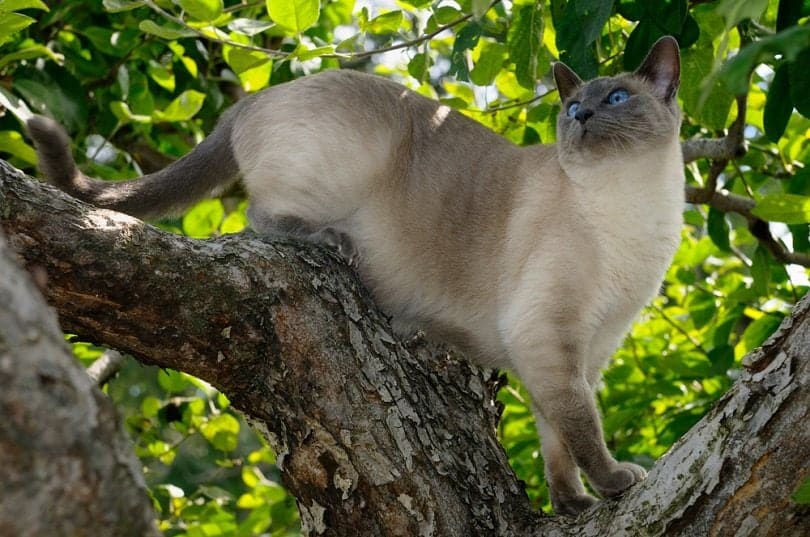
[247, 208, 360, 266]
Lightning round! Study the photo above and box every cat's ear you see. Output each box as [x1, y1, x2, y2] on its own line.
[635, 36, 680, 102]
[553, 62, 582, 102]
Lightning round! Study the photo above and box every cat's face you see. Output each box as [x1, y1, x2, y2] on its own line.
[554, 37, 681, 164]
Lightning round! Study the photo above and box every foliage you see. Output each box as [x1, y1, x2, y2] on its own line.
[2, 0, 810, 531]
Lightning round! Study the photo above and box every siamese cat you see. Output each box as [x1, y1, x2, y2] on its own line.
[26, 36, 684, 516]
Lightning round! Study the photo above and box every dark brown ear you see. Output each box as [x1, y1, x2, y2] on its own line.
[635, 36, 680, 102]
[553, 62, 582, 102]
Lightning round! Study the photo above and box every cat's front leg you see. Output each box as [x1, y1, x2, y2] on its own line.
[516, 351, 645, 511]
[503, 310, 645, 514]
[534, 413, 598, 515]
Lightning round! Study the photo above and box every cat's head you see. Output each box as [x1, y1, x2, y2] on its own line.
[553, 36, 681, 165]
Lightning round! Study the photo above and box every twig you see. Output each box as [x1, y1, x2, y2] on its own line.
[484, 88, 556, 113]
[682, 80, 810, 268]
[649, 304, 708, 354]
[86, 349, 127, 386]
[681, 93, 748, 164]
[685, 186, 810, 267]
[143, 0, 288, 59]
[144, 0, 500, 62]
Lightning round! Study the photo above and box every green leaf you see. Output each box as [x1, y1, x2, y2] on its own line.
[228, 18, 274, 36]
[266, 0, 320, 35]
[200, 414, 240, 452]
[686, 291, 717, 329]
[138, 19, 195, 40]
[764, 64, 793, 142]
[361, 10, 403, 34]
[793, 477, 810, 504]
[552, 0, 610, 79]
[681, 23, 734, 130]
[471, 41, 507, 86]
[408, 52, 430, 81]
[182, 198, 224, 238]
[157, 369, 191, 394]
[0, 87, 32, 122]
[624, 20, 663, 71]
[448, 22, 481, 81]
[508, 3, 543, 89]
[110, 100, 152, 124]
[294, 44, 335, 61]
[788, 48, 810, 118]
[789, 223, 810, 254]
[141, 396, 163, 418]
[750, 246, 771, 295]
[0, 130, 36, 165]
[177, 0, 222, 22]
[0, 12, 35, 44]
[153, 89, 206, 122]
[221, 207, 248, 234]
[708, 345, 734, 375]
[707, 207, 732, 252]
[751, 193, 810, 224]
[720, 26, 810, 95]
[103, 0, 144, 12]
[0, 0, 48, 12]
[0, 44, 58, 70]
[471, 0, 490, 19]
[777, 0, 806, 31]
[13, 64, 88, 132]
[223, 46, 272, 91]
[714, 0, 768, 29]
[147, 60, 175, 92]
[740, 314, 783, 353]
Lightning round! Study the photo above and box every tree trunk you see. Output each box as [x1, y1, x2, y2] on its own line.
[1, 159, 808, 536]
[0, 229, 159, 536]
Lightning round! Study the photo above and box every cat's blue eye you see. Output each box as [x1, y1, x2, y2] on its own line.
[566, 102, 581, 118]
[607, 89, 630, 105]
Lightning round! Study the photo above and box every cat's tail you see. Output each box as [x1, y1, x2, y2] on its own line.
[25, 114, 240, 220]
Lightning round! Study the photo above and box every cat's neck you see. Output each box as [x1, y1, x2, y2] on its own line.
[557, 135, 682, 193]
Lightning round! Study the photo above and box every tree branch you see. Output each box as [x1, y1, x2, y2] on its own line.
[681, 94, 748, 165]
[680, 91, 810, 268]
[2, 160, 809, 536]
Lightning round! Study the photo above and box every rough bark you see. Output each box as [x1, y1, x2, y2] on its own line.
[1, 159, 808, 536]
[0, 229, 159, 536]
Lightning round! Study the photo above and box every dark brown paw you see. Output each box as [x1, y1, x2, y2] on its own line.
[592, 462, 647, 498]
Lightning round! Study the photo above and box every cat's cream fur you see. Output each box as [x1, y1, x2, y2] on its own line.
[26, 36, 684, 515]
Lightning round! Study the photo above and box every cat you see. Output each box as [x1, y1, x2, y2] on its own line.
[26, 36, 684, 516]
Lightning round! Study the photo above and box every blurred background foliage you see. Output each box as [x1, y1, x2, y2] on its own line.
[2, 0, 810, 533]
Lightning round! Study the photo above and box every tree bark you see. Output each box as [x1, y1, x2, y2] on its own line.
[1, 159, 808, 536]
[0, 228, 159, 536]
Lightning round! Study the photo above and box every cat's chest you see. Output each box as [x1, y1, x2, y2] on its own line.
[575, 157, 684, 300]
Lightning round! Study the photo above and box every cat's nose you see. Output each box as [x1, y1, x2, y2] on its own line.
[574, 108, 594, 124]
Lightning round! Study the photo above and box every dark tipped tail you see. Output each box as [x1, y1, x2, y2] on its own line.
[26, 116, 82, 190]
[25, 114, 241, 219]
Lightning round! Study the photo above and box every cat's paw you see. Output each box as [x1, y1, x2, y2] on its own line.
[315, 228, 361, 267]
[552, 492, 598, 517]
[592, 462, 647, 498]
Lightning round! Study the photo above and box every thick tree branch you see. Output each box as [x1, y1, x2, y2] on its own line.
[2, 160, 809, 536]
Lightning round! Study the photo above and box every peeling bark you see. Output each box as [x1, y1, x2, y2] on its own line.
[1, 159, 808, 536]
